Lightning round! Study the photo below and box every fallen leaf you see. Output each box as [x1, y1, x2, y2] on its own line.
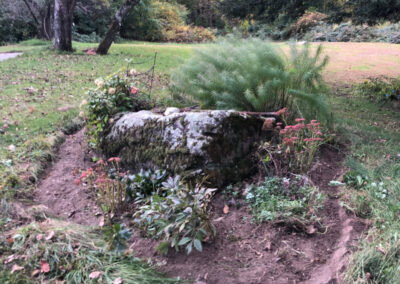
[40, 260, 50, 273]
[223, 205, 229, 214]
[264, 241, 272, 251]
[36, 234, 44, 241]
[57, 106, 72, 112]
[45, 231, 55, 241]
[4, 254, 15, 264]
[99, 216, 105, 227]
[11, 264, 24, 274]
[113, 277, 122, 284]
[213, 217, 224, 222]
[8, 145, 16, 152]
[376, 246, 386, 254]
[306, 225, 317, 235]
[89, 271, 103, 279]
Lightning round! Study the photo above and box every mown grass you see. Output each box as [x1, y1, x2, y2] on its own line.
[0, 41, 193, 195]
[329, 94, 400, 283]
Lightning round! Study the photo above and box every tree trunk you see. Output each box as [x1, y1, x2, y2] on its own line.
[42, 2, 53, 40]
[97, 0, 140, 55]
[53, 0, 76, 51]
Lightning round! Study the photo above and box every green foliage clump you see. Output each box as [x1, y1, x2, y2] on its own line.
[85, 70, 152, 148]
[354, 78, 400, 103]
[121, 0, 215, 43]
[172, 37, 330, 123]
[245, 176, 325, 225]
[125, 169, 167, 199]
[134, 176, 216, 255]
[288, 11, 328, 36]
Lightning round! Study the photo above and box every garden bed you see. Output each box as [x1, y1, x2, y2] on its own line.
[30, 130, 366, 283]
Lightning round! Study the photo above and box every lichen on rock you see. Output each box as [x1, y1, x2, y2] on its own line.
[102, 110, 275, 187]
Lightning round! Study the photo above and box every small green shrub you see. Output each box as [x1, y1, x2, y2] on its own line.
[134, 176, 216, 255]
[72, 31, 102, 43]
[245, 176, 325, 226]
[353, 78, 400, 103]
[343, 170, 370, 189]
[125, 169, 167, 199]
[288, 11, 328, 36]
[85, 70, 152, 148]
[172, 37, 330, 123]
[103, 223, 133, 252]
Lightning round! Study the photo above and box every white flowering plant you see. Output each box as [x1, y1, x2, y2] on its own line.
[85, 69, 152, 148]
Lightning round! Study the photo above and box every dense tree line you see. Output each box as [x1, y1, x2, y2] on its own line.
[2, 0, 400, 47]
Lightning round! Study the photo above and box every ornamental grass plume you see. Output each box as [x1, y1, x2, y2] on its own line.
[172, 37, 331, 124]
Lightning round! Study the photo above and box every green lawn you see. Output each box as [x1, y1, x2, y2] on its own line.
[0, 41, 193, 188]
[1, 40, 400, 283]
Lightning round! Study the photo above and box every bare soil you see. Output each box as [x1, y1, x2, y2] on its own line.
[34, 129, 100, 225]
[129, 146, 367, 284]
[33, 131, 367, 284]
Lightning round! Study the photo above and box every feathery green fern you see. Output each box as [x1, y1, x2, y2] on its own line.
[172, 38, 330, 123]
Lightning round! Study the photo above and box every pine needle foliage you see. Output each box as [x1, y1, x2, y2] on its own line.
[172, 38, 330, 123]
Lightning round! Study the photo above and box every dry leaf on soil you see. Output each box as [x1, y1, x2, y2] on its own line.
[11, 264, 24, 274]
[40, 260, 50, 273]
[223, 204, 229, 214]
[4, 254, 15, 264]
[306, 225, 317, 235]
[89, 271, 103, 279]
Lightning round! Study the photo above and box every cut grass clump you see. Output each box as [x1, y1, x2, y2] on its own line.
[0, 219, 180, 284]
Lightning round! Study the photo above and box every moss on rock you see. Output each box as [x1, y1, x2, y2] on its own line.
[101, 110, 275, 187]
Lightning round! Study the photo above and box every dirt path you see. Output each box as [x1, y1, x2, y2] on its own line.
[304, 147, 367, 284]
[34, 129, 100, 226]
[32, 131, 366, 283]
[0, 52, 22, 62]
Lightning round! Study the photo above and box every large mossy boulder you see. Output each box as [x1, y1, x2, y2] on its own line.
[102, 110, 276, 187]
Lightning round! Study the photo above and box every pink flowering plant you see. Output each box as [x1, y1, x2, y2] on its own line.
[262, 108, 325, 174]
[280, 118, 324, 173]
[76, 157, 127, 224]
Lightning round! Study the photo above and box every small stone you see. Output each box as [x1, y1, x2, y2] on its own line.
[164, 107, 180, 116]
